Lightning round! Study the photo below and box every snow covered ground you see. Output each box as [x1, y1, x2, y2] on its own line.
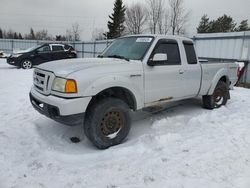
[1, 59, 250, 188]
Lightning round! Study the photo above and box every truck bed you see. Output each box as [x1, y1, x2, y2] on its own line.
[199, 61, 238, 95]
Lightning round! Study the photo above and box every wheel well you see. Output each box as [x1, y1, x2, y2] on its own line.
[87, 87, 137, 111]
[219, 76, 229, 86]
[219, 76, 227, 83]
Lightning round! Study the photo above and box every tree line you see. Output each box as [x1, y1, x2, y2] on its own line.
[1, 0, 249, 41]
[0, 23, 81, 41]
[100, 0, 250, 39]
[1, 0, 189, 41]
[197, 14, 250, 33]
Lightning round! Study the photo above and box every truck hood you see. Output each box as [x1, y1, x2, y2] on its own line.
[37, 58, 141, 77]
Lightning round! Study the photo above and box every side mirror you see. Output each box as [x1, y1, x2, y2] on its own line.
[153, 53, 168, 61]
[148, 53, 168, 66]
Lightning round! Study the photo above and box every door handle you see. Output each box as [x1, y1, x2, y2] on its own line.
[179, 69, 185, 74]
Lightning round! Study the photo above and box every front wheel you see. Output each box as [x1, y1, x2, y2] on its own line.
[21, 59, 33, 69]
[84, 98, 131, 149]
[203, 81, 229, 109]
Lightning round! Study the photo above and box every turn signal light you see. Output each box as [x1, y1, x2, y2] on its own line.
[65, 79, 77, 93]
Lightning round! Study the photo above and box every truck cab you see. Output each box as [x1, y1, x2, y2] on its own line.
[142, 36, 202, 105]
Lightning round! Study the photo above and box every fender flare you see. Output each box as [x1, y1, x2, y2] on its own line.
[82, 75, 144, 110]
[207, 68, 229, 95]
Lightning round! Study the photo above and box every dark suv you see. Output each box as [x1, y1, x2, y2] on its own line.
[7, 43, 77, 69]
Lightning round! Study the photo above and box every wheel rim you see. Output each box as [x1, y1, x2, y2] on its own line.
[100, 109, 125, 138]
[22, 60, 32, 69]
[213, 88, 224, 107]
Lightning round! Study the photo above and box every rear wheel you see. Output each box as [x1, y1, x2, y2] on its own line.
[84, 98, 131, 149]
[21, 59, 33, 69]
[203, 81, 229, 109]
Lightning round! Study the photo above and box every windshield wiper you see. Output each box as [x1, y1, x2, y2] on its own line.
[107, 55, 130, 61]
[97, 55, 104, 58]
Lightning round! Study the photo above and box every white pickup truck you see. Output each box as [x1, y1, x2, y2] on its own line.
[30, 35, 238, 149]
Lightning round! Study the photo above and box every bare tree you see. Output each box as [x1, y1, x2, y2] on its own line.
[65, 29, 73, 41]
[125, 3, 148, 34]
[157, 10, 164, 34]
[169, 0, 189, 35]
[66, 23, 81, 41]
[72, 23, 81, 41]
[147, 0, 165, 34]
[35, 30, 53, 40]
[6, 29, 15, 39]
[163, 11, 170, 34]
[92, 28, 106, 41]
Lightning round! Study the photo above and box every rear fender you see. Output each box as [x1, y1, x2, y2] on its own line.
[207, 68, 229, 95]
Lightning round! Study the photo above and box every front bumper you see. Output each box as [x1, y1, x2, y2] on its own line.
[30, 87, 92, 126]
[7, 57, 20, 66]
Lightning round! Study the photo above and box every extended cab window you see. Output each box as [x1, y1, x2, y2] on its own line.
[183, 41, 197, 64]
[52, 45, 64, 51]
[151, 40, 181, 65]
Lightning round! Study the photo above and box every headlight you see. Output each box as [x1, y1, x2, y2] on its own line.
[52, 77, 77, 93]
[12, 54, 22, 58]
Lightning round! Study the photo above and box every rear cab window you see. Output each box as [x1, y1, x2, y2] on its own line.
[183, 41, 198, 64]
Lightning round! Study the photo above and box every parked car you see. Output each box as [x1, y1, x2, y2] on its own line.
[7, 43, 77, 69]
[30, 35, 239, 149]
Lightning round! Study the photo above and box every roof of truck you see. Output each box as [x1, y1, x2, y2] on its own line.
[120, 34, 193, 42]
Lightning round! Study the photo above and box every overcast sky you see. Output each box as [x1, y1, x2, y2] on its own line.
[0, 0, 250, 40]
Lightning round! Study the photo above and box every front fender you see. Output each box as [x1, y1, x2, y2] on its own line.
[82, 75, 144, 110]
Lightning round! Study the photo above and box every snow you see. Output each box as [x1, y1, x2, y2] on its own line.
[1, 58, 250, 188]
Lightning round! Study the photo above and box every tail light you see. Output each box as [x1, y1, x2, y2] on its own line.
[237, 67, 241, 78]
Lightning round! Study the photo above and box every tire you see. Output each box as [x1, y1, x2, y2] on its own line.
[203, 81, 229, 109]
[84, 98, 131, 149]
[21, 59, 33, 69]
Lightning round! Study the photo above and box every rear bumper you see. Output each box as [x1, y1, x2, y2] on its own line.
[30, 87, 92, 126]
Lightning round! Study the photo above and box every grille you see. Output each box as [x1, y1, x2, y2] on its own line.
[33, 68, 55, 95]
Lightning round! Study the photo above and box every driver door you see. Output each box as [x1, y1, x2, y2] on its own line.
[144, 39, 186, 105]
[34, 45, 52, 64]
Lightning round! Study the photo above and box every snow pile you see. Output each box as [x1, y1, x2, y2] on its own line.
[1, 59, 250, 188]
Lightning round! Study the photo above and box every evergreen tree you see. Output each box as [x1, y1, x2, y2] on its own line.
[106, 0, 126, 39]
[6, 30, 14, 39]
[14, 32, 18, 39]
[30, 28, 36, 40]
[236, 20, 250, 31]
[197, 14, 210, 33]
[0, 28, 3, 38]
[210, 14, 236, 33]
[18, 33, 23, 39]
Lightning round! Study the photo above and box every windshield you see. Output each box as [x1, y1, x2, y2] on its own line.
[24, 45, 42, 53]
[101, 36, 154, 60]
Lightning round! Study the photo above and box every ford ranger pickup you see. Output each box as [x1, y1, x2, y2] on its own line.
[30, 35, 239, 149]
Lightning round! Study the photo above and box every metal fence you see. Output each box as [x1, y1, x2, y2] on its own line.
[0, 39, 113, 58]
[193, 31, 250, 83]
[1, 32, 250, 83]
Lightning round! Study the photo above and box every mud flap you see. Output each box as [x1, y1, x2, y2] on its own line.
[227, 89, 231, 99]
[227, 83, 231, 100]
